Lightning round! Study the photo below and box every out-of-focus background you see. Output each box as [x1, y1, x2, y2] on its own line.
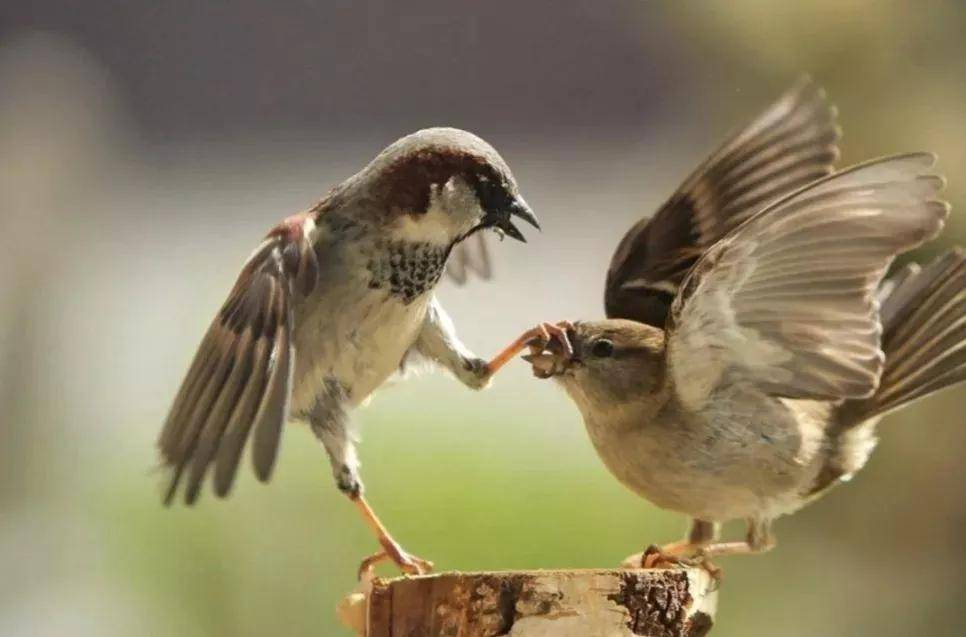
[2, 2, 965, 635]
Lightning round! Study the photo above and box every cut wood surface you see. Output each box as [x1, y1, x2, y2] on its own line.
[339, 568, 718, 636]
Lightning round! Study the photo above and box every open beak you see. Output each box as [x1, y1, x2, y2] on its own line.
[487, 196, 540, 242]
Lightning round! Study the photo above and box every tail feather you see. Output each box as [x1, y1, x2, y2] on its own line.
[848, 248, 966, 420]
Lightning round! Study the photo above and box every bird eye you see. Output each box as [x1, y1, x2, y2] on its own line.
[591, 339, 614, 358]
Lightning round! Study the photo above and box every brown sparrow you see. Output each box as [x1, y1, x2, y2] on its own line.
[158, 128, 538, 575]
[490, 82, 960, 567]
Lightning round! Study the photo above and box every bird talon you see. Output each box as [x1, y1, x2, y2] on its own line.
[643, 544, 683, 569]
[485, 323, 566, 377]
[518, 321, 577, 378]
[400, 553, 434, 576]
[386, 544, 433, 576]
[543, 321, 575, 357]
[357, 550, 387, 580]
[622, 542, 717, 571]
[631, 545, 722, 581]
[357, 546, 433, 579]
[524, 321, 575, 356]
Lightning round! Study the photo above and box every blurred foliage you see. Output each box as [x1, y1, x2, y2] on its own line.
[2, 2, 966, 636]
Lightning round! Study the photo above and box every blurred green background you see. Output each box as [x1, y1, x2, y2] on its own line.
[2, 1, 965, 635]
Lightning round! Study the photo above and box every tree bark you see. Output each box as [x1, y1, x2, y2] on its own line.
[340, 569, 718, 636]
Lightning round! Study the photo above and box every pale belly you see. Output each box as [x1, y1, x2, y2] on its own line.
[579, 392, 830, 523]
[289, 281, 429, 416]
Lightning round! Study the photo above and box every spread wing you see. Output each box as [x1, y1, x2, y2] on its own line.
[605, 77, 841, 327]
[446, 233, 492, 284]
[666, 154, 948, 411]
[158, 215, 319, 505]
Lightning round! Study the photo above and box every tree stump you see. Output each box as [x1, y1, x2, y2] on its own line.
[339, 569, 718, 636]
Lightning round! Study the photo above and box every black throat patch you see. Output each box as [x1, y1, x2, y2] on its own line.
[366, 240, 448, 304]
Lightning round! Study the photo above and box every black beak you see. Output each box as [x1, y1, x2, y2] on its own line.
[487, 196, 540, 242]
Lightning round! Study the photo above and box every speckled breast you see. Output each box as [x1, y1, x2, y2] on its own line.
[366, 240, 448, 304]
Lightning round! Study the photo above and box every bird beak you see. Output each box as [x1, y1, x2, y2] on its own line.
[521, 352, 561, 378]
[487, 196, 540, 242]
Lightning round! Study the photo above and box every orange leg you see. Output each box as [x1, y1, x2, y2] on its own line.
[643, 541, 704, 567]
[696, 541, 771, 559]
[484, 321, 575, 376]
[623, 519, 772, 580]
[353, 495, 433, 578]
[668, 537, 773, 581]
[621, 520, 720, 570]
[622, 543, 722, 581]
[697, 519, 775, 560]
[701, 519, 775, 559]
[622, 541, 706, 569]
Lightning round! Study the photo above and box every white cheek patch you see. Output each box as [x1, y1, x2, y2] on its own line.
[442, 175, 486, 231]
[391, 178, 482, 245]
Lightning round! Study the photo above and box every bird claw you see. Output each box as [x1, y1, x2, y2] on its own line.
[643, 544, 691, 569]
[485, 320, 576, 377]
[520, 321, 575, 378]
[622, 545, 722, 581]
[357, 546, 434, 580]
[620, 545, 683, 569]
[527, 321, 575, 356]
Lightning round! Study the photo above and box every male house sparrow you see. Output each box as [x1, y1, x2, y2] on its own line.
[158, 128, 537, 574]
[500, 82, 963, 565]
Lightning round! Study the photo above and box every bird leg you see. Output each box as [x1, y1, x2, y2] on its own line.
[485, 321, 575, 376]
[622, 519, 719, 569]
[624, 519, 774, 578]
[697, 518, 776, 560]
[353, 494, 433, 579]
[308, 409, 427, 578]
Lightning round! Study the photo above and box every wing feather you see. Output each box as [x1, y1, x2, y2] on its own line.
[445, 232, 492, 285]
[164, 337, 235, 504]
[158, 329, 218, 453]
[158, 216, 318, 504]
[251, 282, 293, 482]
[606, 77, 841, 326]
[213, 337, 270, 496]
[667, 154, 948, 410]
[184, 330, 255, 504]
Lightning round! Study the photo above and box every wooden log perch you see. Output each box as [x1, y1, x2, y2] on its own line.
[338, 568, 718, 636]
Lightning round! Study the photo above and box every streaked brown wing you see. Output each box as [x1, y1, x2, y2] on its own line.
[869, 249, 966, 415]
[445, 232, 492, 285]
[666, 154, 948, 410]
[158, 216, 319, 505]
[605, 77, 841, 327]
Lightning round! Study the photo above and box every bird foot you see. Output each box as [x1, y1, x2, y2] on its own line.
[459, 356, 493, 390]
[351, 495, 434, 579]
[622, 544, 722, 580]
[518, 321, 576, 378]
[357, 543, 434, 580]
[527, 321, 576, 357]
[485, 320, 575, 377]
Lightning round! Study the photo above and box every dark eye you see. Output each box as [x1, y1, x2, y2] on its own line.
[591, 339, 614, 358]
[474, 174, 509, 211]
